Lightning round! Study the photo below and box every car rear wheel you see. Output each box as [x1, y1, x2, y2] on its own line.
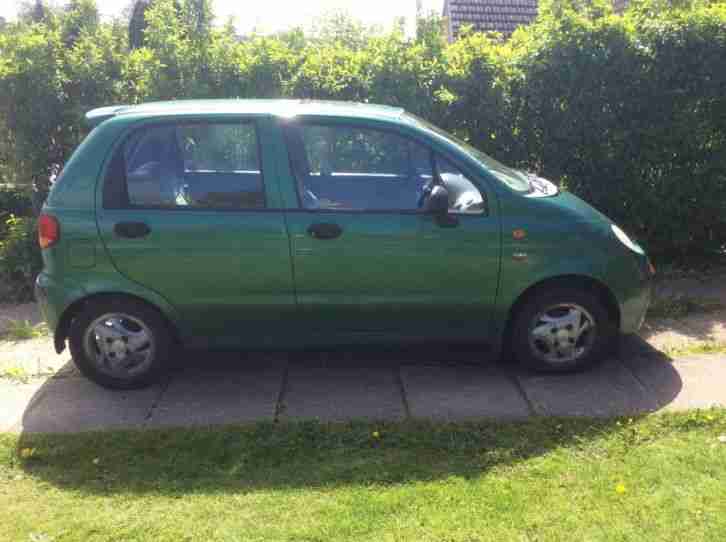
[69, 297, 172, 389]
[511, 287, 616, 372]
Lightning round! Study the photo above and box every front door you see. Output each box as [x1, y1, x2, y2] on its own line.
[96, 117, 294, 346]
[281, 119, 500, 341]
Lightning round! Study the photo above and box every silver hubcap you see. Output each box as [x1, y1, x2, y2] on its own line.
[528, 303, 596, 364]
[83, 313, 155, 378]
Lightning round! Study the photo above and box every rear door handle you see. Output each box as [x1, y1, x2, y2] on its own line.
[114, 221, 151, 239]
[307, 222, 343, 240]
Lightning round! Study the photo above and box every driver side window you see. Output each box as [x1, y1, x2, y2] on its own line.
[285, 122, 486, 215]
[287, 123, 431, 211]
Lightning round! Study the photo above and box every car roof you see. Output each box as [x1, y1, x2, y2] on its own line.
[86, 99, 406, 127]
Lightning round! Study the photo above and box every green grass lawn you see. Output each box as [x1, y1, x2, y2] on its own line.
[2, 411, 725, 541]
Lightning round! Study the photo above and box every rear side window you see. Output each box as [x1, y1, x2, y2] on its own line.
[105, 122, 265, 209]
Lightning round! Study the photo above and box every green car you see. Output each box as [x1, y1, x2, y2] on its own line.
[35, 100, 653, 389]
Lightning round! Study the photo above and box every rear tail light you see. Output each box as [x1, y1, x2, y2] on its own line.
[38, 214, 60, 249]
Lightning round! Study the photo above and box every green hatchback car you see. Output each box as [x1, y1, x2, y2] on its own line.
[35, 100, 653, 389]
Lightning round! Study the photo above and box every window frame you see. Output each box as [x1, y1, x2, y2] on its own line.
[282, 119, 489, 217]
[102, 118, 268, 212]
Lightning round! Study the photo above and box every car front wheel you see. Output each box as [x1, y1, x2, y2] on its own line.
[511, 287, 616, 373]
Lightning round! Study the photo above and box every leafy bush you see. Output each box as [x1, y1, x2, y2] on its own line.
[0, 186, 32, 217]
[0, 0, 724, 262]
[0, 185, 33, 240]
[503, 1, 726, 259]
[0, 214, 42, 303]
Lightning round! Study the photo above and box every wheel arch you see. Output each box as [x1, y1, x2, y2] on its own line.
[502, 274, 621, 353]
[54, 292, 181, 354]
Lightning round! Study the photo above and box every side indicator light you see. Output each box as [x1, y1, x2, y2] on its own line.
[512, 229, 527, 240]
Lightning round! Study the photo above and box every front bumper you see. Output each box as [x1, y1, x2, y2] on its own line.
[618, 258, 654, 334]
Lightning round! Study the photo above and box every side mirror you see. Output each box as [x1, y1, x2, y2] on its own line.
[424, 185, 449, 216]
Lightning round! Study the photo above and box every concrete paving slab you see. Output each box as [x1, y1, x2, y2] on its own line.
[149, 353, 286, 427]
[617, 348, 683, 411]
[400, 362, 531, 420]
[516, 358, 658, 417]
[623, 354, 726, 411]
[281, 358, 405, 421]
[0, 380, 45, 432]
[18, 376, 160, 433]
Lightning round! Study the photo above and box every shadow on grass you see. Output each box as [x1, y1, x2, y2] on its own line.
[12, 336, 683, 495]
[13, 413, 649, 497]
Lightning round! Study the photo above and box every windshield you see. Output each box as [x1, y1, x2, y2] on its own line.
[404, 113, 531, 193]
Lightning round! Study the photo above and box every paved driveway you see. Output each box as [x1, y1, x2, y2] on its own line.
[2, 335, 725, 434]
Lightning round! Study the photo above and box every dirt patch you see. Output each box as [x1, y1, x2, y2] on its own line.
[0, 303, 43, 335]
[640, 311, 726, 354]
[0, 304, 72, 379]
[644, 273, 726, 354]
[0, 337, 75, 379]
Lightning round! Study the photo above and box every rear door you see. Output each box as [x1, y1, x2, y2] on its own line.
[280, 118, 500, 340]
[96, 116, 294, 347]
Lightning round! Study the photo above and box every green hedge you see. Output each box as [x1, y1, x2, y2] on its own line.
[0, 214, 41, 303]
[0, 185, 33, 217]
[0, 185, 36, 303]
[0, 0, 725, 262]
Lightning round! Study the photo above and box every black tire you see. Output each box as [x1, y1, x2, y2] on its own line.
[69, 296, 172, 389]
[510, 287, 616, 373]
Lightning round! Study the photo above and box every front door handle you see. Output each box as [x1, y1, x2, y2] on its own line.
[114, 221, 151, 239]
[307, 222, 343, 240]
